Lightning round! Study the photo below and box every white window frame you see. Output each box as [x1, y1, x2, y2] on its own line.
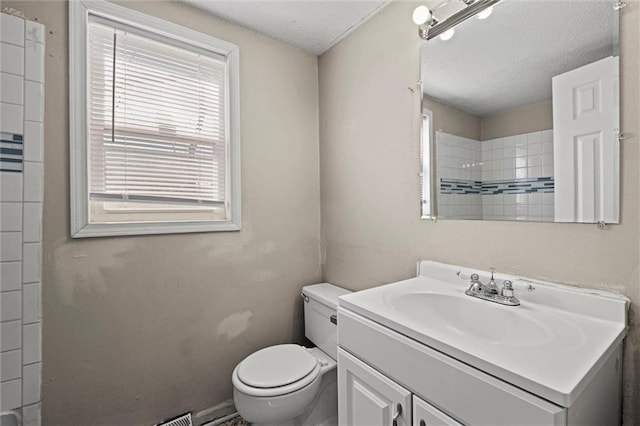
[69, 0, 241, 238]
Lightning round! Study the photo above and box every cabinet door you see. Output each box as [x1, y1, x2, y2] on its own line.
[338, 348, 411, 426]
[413, 396, 462, 426]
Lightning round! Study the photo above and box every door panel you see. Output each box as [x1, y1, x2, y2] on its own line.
[338, 348, 411, 426]
[552, 56, 619, 223]
[413, 395, 462, 426]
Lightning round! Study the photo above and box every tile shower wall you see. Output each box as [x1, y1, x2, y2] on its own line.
[481, 130, 554, 222]
[437, 130, 554, 221]
[436, 132, 482, 220]
[0, 12, 44, 426]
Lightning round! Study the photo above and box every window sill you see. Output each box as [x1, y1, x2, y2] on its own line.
[71, 219, 241, 238]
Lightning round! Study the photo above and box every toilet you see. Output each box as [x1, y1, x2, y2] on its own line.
[232, 283, 351, 426]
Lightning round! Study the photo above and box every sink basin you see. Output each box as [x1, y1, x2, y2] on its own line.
[386, 291, 554, 346]
[338, 261, 628, 406]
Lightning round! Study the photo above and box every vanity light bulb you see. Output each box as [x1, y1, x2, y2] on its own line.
[440, 28, 455, 41]
[476, 6, 494, 20]
[413, 6, 433, 25]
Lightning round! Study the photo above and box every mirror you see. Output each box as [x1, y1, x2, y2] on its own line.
[420, 0, 620, 223]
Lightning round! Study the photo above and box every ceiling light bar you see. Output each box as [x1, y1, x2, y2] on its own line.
[416, 0, 502, 41]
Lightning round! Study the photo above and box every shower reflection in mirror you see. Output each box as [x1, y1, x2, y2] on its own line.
[418, 0, 621, 224]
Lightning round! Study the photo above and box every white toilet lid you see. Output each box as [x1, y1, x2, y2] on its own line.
[237, 344, 318, 388]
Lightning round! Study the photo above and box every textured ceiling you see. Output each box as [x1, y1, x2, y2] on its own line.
[421, 0, 619, 116]
[183, 0, 391, 55]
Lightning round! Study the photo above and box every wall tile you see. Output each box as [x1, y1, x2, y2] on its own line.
[0, 202, 22, 231]
[23, 162, 43, 202]
[527, 131, 541, 144]
[22, 283, 40, 324]
[0, 320, 21, 351]
[0, 102, 24, 134]
[22, 242, 41, 284]
[504, 146, 515, 160]
[22, 362, 40, 405]
[528, 142, 542, 156]
[0, 378, 21, 410]
[1, 15, 45, 417]
[1, 14, 25, 47]
[23, 121, 43, 163]
[0, 232, 22, 261]
[528, 166, 542, 178]
[22, 323, 41, 365]
[0, 42, 24, 75]
[528, 155, 542, 168]
[503, 136, 515, 148]
[0, 72, 24, 105]
[22, 402, 41, 426]
[25, 21, 45, 44]
[515, 145, 527, 158]
[503, 168, 515, 180]
[0, 290, 21, 321]
[0, 262, 21, 292]
[23, 82, 43, 123]
[23, 203, 42, 243]
[0, 172, 23, 202]
[24, 41, 44, 83]
[0, 349, 21, 381]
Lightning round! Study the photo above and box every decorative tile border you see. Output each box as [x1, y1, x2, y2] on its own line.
[440, 178, 482, 194]
[482, 177, 554, 194]
[0, 132, 23, 172]
[441, 177, 554, 195]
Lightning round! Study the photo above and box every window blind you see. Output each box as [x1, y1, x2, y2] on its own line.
[87, 19, 228, 208]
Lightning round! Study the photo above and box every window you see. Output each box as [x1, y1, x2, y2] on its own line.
[421, 109, 434, 218]
[70, 0, 240, 237]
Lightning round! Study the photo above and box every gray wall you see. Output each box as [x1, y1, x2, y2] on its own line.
[481, 100, 554, 141]
[3, 1, 322, 425]
[318, 1, 639, 424]
[423, 96, 481, 140]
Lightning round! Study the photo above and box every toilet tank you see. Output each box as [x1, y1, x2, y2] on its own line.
[302, 283, 351, 360]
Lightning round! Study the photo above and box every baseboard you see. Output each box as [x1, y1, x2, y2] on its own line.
[192, 400, 238, 426]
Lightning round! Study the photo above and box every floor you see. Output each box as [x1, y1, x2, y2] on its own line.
[221, 417, 248, 426]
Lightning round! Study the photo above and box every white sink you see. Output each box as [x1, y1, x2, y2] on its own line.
[339, 261, 629, 406]
[386, 291, 557, 346]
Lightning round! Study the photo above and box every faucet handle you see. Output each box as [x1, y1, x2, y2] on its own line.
[501, 280, 514, 297]
[470, 273, 480, 282]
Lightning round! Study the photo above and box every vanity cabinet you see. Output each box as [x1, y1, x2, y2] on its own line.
[413, 396, 462, 426]
[339, 347, 465, 426]
[337, 261, 627, 426]
[337, 308, 570, 425]
[338, 348, 411, 426]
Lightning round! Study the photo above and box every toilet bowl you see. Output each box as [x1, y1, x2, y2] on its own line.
[232, 283, 350, 426]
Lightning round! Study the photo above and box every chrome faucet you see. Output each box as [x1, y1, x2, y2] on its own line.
[465, 269, 520, 306]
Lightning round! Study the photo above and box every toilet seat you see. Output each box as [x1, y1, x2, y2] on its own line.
[233, 344, 321, 397]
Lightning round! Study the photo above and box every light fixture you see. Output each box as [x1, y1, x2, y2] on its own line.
[412, 5, 433, 25]
[413, 0, 501, 41]
[476, 6, 493, 19]
[413, 5, 439, 40]
[439, 28, 455, 41]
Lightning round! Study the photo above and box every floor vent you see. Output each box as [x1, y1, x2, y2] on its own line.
[157, 413, 192, 426]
